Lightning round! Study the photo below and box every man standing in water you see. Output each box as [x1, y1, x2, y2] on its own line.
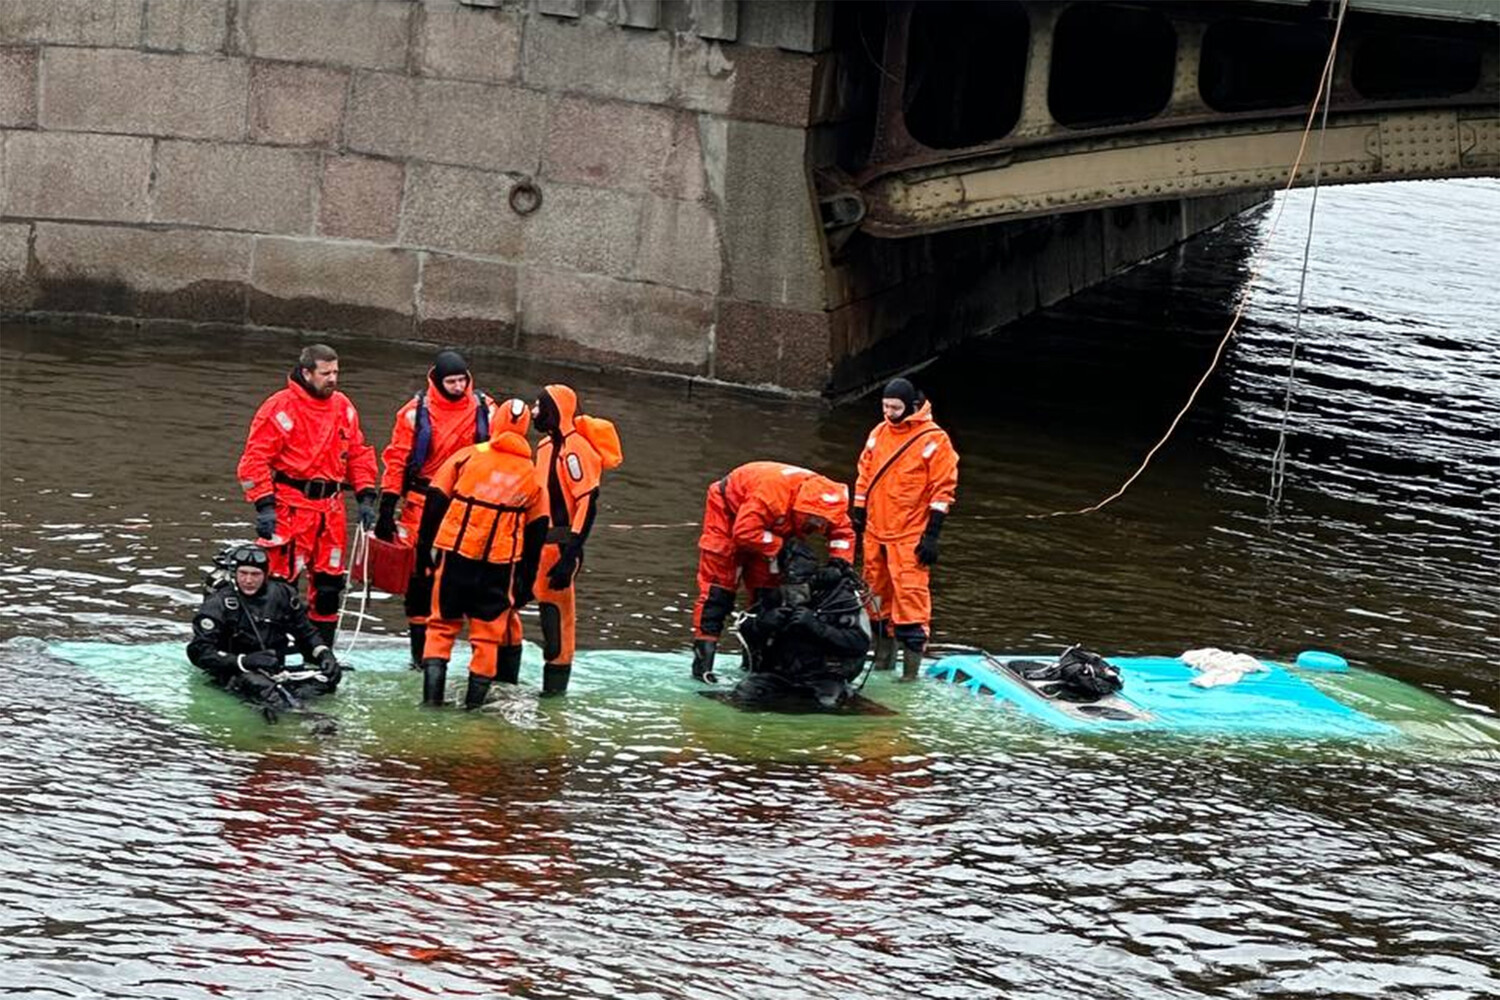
[188, 545, 342, 709]
[237, 344, 379, 646]
[414, 401, 548, 709]
[531, 384, 622, 697]
[374, 350, 497, 668]
[852, 378, 959, 681]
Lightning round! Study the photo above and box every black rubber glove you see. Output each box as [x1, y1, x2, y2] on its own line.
[317, 648, 342, 688]
[547, 548, 579, 591]
[761, 605, 794, 632]
[356, 489, 379, 531]
[253, 497, 277, 541]
[915, 510, 945, 567]
[239, 650, 280, 672]
[374, 491, 399, 542]
[236, 670, 278, 699]
[850, 506, 867, 536]
[790, 606, 818, 630]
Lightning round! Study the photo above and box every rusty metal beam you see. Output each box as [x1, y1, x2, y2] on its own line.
[860, 109, 1500, 238]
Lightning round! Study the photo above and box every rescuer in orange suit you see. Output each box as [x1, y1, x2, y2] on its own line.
[532, 384, 623, 697]
[374, 350, 498, 668]
[237, 343, 379, 647]
[852, 378, 959, 681]
[690, 461, 856, 682]
[414, 399, 549, 710]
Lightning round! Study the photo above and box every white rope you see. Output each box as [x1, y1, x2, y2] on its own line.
[1269, 3, 1345, 513]
[335, 524, 375, 655]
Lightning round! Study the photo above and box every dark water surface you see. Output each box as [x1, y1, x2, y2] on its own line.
[2, 179, 1497, 998]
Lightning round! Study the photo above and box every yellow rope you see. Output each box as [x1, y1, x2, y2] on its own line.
[1027, 0, 1351, 520]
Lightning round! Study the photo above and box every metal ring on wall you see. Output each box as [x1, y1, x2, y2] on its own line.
[509, 179, 543, 216]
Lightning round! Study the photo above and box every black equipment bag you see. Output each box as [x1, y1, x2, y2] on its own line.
[1018, 645, 1124, 703]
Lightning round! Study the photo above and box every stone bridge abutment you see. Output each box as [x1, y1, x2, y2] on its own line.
[1, 1, 1494, 393]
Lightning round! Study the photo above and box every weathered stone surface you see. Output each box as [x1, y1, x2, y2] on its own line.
[714, 299, 828, 389]
[0, 0, 143, 46]
[727, 45, 816, 127]
[320, 155, 403, 242]
[674, 41, 817, 125]
[669, 34, 734, 115]
[0, 221, 33, 309]
[347, 72, 546, 173]
[235, 0, 413, 71]
[40, 48, 248, 140]
[717, 120, 825, 309]
[154, 141, 319, 234]
[418, 1, 520, 83]
[32, 221, 251, 320]
[249, 237, 418, 336]
[737, 0, 832, 54]
[687, 0, 737, 41]
[614, 1, 660, 30]
[518, 267, 707, 372]
[144, 0, 228, 52]
[417, 253, 517, 346]
[535, 0, 581, 17]
[3, 131, 152, 221]
[0, 48, 37, 127]
[528, 183, 639, 276]
[634, 195, 720, 294]
[631, 281, 712, 369]
[400, 163, 523, 258]
[250, 61, 348, 146]
[541, 98, 703, 201]
[522, 14, 671, 105]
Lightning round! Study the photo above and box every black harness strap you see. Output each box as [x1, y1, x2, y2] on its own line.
[863, 427, 941, 500]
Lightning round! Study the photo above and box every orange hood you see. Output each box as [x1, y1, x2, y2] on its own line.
[490, 397, 532, 440]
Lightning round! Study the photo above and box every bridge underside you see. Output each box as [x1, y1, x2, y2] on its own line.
[815, 0, 1498, 391]
[829, 1, 1499, 237]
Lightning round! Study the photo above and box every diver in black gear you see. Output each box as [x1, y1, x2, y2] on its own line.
[187, 545, 342, 712]
[732, 540, 872, 710]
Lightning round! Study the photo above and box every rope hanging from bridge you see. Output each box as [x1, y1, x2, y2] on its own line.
[1028, 0, 1352, 521]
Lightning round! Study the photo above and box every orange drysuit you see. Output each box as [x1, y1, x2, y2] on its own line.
[853, 401, 958, 643]
[238, 372, 378, 622]
[693, 461, 856, 640]
[378, 381, 496, 622]
[419, 430, 548, 681]
[532, 384, 622, 695]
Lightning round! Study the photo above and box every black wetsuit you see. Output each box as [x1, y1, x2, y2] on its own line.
[187, 580, 338, 707]
[735, 566, 871, 708]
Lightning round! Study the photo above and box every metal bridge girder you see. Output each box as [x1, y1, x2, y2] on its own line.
[861, 109, 1500, 238]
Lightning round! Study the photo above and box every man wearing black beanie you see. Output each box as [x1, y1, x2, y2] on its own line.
[851, 378, 960, 681]
[376, 349, 497, 668]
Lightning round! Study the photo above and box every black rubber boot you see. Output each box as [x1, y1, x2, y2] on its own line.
[463, 673, 493, 710]
[899, 647, 923, 682]
[407, 624, 427, 670]
[495, 645, 523, 685]
[872, 629, 896, 671]
[315, 619, 337, 649]
[541, 662, 572, 697]
[691, 639, 718, 682]
[421, 658, 448, 706]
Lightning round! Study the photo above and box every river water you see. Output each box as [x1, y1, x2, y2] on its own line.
[2, 179, 1497, 998]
